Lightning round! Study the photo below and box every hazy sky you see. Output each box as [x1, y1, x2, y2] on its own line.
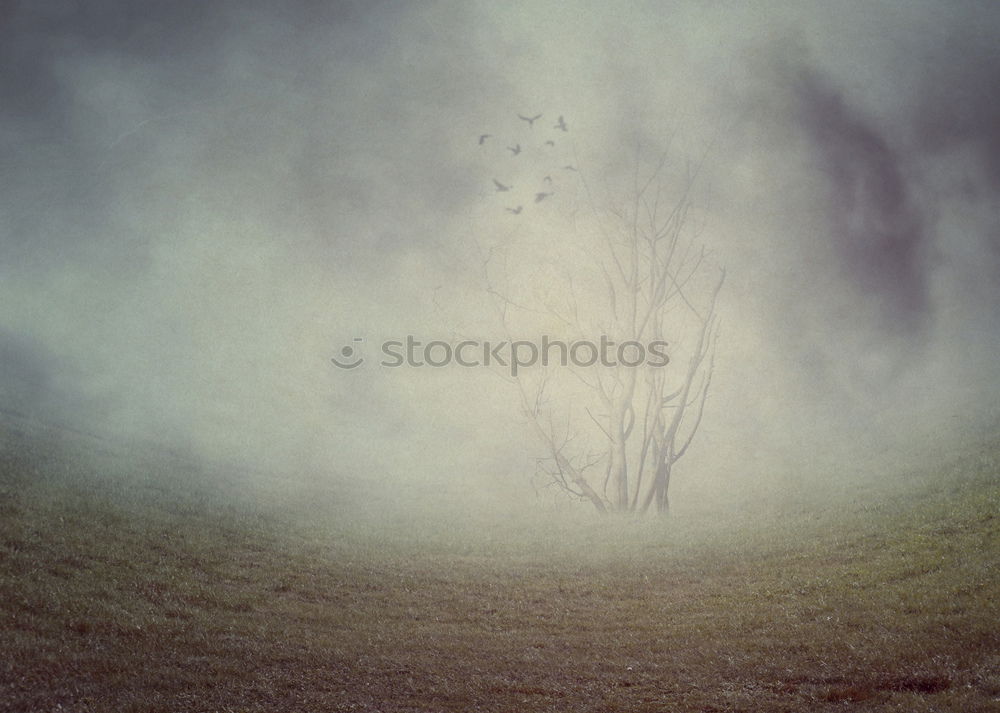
[2, 1, 999, 510]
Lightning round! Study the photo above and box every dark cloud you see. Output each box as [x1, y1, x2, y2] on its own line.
[790, 66, 928, 333]
[0, 1, 226, 276]
[0, 1, 221, 133]
[911, 8, 1000, 189]
[0, 328, 56, 420]
[0, 0, 469, 281]
[908, 11, 1000, 262]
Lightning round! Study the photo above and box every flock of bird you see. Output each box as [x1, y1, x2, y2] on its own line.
[479, 112, 576, 216]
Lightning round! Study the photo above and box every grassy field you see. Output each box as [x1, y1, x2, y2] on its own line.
[1, 418, 998, 712]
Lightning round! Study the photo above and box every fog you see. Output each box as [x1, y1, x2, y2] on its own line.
[2, 1, 999, 521]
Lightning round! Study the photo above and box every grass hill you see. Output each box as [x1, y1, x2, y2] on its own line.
[1, 416, 998, 712]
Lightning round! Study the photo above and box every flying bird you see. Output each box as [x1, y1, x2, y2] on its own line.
[507, 144, 522, 156]
[478, 134, 492, 145]
[535, 191, 553, 203]
[544, 140, 555, 146]
[492, 178, 512, 191]
[505, 206, 523, 214]
[543, 176, 553, 184]
[563, 164, 577, 171]
[518, 113, 542, 128]
[554, 115, 568, 131]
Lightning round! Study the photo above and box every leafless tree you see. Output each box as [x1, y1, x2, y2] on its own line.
[483, 146, 724, 515]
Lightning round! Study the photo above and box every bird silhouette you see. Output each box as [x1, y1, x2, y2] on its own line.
[554, 115, 568, 132]
[563, 164, 577, 171]
[543, 176, 553, 184]
[544, 140, 555, 146]
[507, 144, 522, 156]
[492, 178, 512, 191]
[478, 134, 492, 145]
[518, 113, 542, 128]
[535, 191, 553, 203]
[505, 206, 523, 214]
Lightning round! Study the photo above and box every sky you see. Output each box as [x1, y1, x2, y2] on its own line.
[2, 0, 999, 514]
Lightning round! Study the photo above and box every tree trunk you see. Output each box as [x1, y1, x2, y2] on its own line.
[610, 422, 629, 510]
[639, 459, 671, 515]
[655, 461, 671, 515]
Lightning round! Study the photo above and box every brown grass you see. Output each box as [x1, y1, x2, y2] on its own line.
[1, 420, 998, 712]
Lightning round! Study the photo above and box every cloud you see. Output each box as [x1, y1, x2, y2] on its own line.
[911, 6, 1000, 189]
[0, 329, 55, 419]
[2, 0, 999, 509]
[788, 65, 929, 334]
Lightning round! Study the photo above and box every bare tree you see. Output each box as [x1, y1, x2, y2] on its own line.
[483, 147, 724, 515]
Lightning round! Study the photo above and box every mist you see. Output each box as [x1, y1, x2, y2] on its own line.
[3, 0, 1000, 523]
